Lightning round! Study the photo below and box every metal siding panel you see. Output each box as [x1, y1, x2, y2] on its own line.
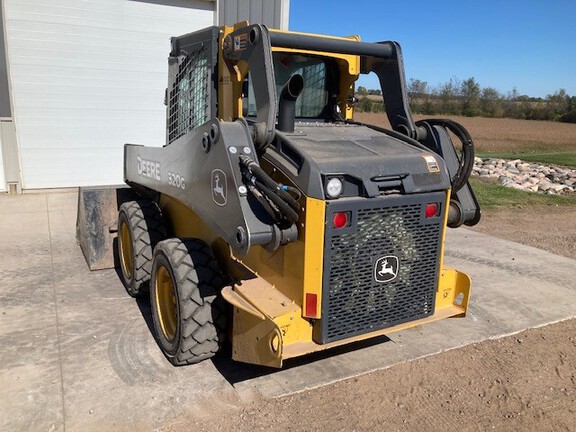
[0, 0, 8, 189]
[4, 0, 214, 188]
[280, 0, 290, 30]
[274, 0, 281, 29]
[0, 2, 12, 117]
[249, 0, 263, 26]
[226, 1, 238, 26]
[237, 1, 250, 23]
[0, 131, 5, 190]
[217, 0, 288, 28]
[1, 119, 23, 185]
[261, 0, 276, 29]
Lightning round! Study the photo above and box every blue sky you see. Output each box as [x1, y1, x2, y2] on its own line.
[289, 0, 576, 98]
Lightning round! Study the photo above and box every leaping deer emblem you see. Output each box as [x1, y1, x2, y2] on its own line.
[375, 255, 399, 283]
[212, 170, 227, 205]
[214, 173, 225, 200]
[378, 258, 396, 277]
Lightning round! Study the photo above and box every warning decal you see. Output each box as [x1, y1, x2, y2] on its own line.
[233, 33, 248, 51]
[423, 155, 440, 173]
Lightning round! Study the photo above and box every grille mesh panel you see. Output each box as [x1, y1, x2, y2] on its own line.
[167, 48, 209, 144]
[325, 203, 441, 342]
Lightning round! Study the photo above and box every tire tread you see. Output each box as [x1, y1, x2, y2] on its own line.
[118, 200, 167, 296]
[151, 238, 227, 366]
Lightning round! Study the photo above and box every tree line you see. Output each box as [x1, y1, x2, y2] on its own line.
[355, 78, 576, 123]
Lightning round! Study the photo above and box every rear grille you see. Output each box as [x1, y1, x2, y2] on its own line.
[320, 194, 444, 343]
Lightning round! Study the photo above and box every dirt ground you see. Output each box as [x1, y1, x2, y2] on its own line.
[469, 206, 576, 260]
[356, 112, 576, 153]
[162, 206, 576, 431]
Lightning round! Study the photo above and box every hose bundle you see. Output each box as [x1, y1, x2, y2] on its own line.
[239, 155, 301, 228]
[416, 119, 475, 193]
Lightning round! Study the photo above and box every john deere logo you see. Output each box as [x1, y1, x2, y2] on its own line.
[211, 169, 227, 206]
[374, 255, 399, 283]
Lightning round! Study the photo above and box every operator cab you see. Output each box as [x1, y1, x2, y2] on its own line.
[243, 52, 341, 122]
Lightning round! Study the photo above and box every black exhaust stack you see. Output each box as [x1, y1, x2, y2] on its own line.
[277, 74, 304, 133]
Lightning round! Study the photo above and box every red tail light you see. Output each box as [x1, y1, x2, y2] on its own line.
[425, 203, 440, 218]
[333, 212, 349, 229]
[305, 293, 318, 318]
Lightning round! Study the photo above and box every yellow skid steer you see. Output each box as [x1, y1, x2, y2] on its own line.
[77, 22, 480, 367]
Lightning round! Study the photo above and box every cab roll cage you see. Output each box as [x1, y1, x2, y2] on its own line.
[222, 24, 421, 145]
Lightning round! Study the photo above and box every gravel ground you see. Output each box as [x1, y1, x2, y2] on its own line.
[160, 205, 576, 432]
[473, 157, 576, 194]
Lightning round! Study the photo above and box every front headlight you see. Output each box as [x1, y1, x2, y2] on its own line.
[326, 177, 343, 198]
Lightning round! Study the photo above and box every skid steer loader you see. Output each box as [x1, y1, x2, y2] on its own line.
[77, 22, 480, 368]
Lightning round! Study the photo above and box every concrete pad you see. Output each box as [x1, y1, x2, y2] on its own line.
[1, 191, 575, 431]
[0, 194, 64, 432]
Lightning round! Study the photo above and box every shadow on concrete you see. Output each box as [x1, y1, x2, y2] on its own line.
[111, 237, 158, 348]
[211, 334, 392, 385]
[135, 296, 156, 337]
[112, 237, 122, 276]
[109, 236, 394, 384]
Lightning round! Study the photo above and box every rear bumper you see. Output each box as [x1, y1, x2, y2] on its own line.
[285, 268, 470, 361]
[223, 267, 470, 368]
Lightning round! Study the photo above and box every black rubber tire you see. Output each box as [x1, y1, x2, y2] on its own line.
[150, 238, 227, 366]
[117, 200, 167, 297]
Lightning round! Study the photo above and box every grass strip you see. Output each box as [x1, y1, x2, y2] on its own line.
[469, 177, 575, 207]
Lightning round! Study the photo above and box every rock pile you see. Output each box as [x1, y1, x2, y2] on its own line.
[472, 157, 576, 195]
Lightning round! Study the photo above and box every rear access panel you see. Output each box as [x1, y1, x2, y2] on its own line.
[314, 192, 446, 343]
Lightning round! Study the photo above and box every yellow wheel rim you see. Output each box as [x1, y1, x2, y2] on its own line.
[119, 221, 133, 279]
[155, 265, 177, 341]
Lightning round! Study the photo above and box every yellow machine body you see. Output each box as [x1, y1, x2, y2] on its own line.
[160, 187, 470, 367]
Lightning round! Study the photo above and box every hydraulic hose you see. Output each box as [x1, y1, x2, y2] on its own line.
[239, 155, 301, 227]
[248, 184, 279, 221]
[416, 119, 475, 192]
[240, 156, 301, 211]
[254, 180, 299, 224]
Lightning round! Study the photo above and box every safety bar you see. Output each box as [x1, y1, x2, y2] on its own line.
[269, 31, 396, 59]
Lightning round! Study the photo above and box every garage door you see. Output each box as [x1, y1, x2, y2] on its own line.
[3, 0, 214, 189]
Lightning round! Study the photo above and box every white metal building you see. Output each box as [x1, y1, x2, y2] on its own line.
[0, 0, 289, 192]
